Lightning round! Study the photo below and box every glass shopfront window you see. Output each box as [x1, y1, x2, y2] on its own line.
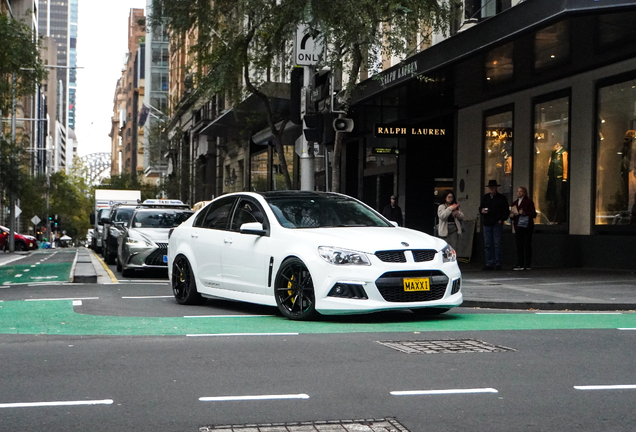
[485, 42, 513, 84]
[250, 146, 295, 192]
[533, 96, 570, 225]
[484, 110, 514, 203]
[273, 145, 295, 190]
[250, 150, 268, 192]
[596, 77, 636, 225]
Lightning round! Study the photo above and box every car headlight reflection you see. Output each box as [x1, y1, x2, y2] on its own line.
[442, 244, 457, 263]
[318, 246, 371, 266]
[127, 237, 153, 247]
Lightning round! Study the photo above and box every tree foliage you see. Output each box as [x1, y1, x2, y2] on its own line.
[149, 0, 450, 191]
[0, 13, 47, 115]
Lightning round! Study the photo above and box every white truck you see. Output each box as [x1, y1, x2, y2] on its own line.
[91, 189, 141, 253]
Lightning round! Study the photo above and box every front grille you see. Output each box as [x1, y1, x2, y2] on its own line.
[412, 249, 437, 262]
[145, 248, 168, 266]
[375, 270, 449, 303]
[375, 250, 406, 263]
[155, 242, 168, 249]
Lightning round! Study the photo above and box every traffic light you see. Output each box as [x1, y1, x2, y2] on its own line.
[333, 117, 354, 133]
[289, 67, 303, 125]
[303, 113, 323, 143]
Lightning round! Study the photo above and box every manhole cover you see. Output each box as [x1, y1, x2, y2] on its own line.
[200, 417, 410, 431]
[377, 339, 516, 354]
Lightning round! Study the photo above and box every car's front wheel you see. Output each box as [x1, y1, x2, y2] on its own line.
[274, 258, 318, 321]
[172, 255, 205, 305]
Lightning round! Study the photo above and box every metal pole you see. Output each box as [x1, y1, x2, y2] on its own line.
[300, 66, 315, 191]
[9, 74, 17, 252]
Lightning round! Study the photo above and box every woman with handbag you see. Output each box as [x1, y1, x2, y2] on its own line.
[510, 186, 537, 270]
[437, 190, 464, 251]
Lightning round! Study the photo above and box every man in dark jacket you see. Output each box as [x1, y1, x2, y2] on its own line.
[479, 180, 510, 270]
[382, 195, 403, 226]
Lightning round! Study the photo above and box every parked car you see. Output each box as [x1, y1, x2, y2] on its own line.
[117, 200, 193, 277]
[101, 204, 137, 265]
[167, 191, 462, 320]
[0, 225, 39, 251]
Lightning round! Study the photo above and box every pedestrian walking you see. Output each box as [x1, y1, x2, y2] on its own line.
[436, 190, 464, 250]
[510, 186, 537, 270]
[382, 195, 403, 226]
[479, 179, 510, 270]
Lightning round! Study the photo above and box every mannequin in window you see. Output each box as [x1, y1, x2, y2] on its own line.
[546, 142, 568, 223]
[621, 130, 636, 214]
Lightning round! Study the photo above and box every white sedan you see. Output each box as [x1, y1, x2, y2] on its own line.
[168, 191, 462, 320]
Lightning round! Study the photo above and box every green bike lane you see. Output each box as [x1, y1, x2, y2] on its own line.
[1, 299, 636, 336]
[0, 250, 75, 285]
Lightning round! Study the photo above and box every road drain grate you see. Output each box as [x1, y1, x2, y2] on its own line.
[377, 339, 516, 354]
[199, 417, 410, 431]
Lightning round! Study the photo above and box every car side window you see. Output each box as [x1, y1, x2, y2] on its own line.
[200, 197, 236, 230]
[230, 199, 267, 232]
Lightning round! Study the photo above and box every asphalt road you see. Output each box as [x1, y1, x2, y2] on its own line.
[2, 262, 636, 431]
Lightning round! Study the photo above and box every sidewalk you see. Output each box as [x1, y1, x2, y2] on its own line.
[458, 262, 636, 311]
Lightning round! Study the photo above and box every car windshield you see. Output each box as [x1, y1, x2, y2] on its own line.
[114, 207, 134, 222]
[132, 210, 193, 228]
[266, 195, 392, 228]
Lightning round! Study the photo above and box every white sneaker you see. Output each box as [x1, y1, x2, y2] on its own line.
[525, 267, 531, 270]
[513, 266, 524, 271]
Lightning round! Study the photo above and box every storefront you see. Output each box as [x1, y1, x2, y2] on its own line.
[348, 0, 636, 269]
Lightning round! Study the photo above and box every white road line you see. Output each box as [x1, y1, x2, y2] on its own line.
[72, 300, 82, 306]
[574, 385, 636, 391]
[536, 312, 622, 315]
[187, 333, 299, 337]
[25, 297, 99, 301]
[14, 274, 22, 278]
[199, 394, 309, 402]
[618, 328, 636, 330]
[391, 388, 498, 396]
[119, 280, 169, 284]
[184, 315, 269, 318]
[0, 399, 113, 408]
[122, 296, 173, 299]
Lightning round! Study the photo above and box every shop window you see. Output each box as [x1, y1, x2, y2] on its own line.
[273, 145, 294, 190]
[484, 110, 513, 203]
[533, 96, 570, 225]
[251, 150, 268, 192]
[595, 77, 636, 225]
[534, 21, 570, 71]
[597, 11, 636, 50]
[485, 42, 513, 84]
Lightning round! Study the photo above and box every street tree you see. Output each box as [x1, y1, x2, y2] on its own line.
[149, 0, 450, 192]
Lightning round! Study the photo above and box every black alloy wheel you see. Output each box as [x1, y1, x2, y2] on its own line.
[274, 258, 317, 320]
[15, 242, 27, 251]
[172, 255, 204, 305]
[411, 307, 450, 316]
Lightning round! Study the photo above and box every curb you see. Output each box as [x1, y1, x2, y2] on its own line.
[73, 249, 97, 283]
[462, 300, 636, 311]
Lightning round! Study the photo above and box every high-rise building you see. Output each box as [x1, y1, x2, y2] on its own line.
[37, 0, 78, 167]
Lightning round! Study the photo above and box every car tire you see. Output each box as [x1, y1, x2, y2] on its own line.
[15, 242, 27, 251]
[116, 257, 122, 272]
[172, 255, 205, 305]
[274, 258, 318, 321]
[122, 267, 134, 278]
[411, 307, 450, 316]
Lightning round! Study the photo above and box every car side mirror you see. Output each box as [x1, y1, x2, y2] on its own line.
[90, 214, 95, 225]
[239, 222, 266, 236]
[100, 217, 111, 225]
[390, 221, 399, 227]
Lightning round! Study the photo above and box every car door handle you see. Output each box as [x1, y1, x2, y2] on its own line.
[224, 238, 232, 244]
[191, 234, 198, 239]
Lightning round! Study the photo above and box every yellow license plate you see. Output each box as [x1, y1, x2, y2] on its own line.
[403, 278, 430, 291]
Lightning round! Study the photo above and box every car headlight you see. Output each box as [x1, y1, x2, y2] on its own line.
[127, 237, 153, 247]
[318, 246, 371, 266]
[441, 244, 457, 263]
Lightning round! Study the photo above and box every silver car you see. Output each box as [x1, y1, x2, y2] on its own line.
[117, 204, 193, 277]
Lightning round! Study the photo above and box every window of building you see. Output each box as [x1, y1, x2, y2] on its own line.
[597, 10, 636, 50]
[273, 145, 294, 190]
[533, 95, 570, 225]
[485, 42, 513, 84]
[595, 76, 636, 225]
[534, 21, 570, 71]
[484, 109, 514, 203]
[251, 150, 268, 192]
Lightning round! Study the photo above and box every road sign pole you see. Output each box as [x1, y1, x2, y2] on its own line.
[300, 66, 315, 191]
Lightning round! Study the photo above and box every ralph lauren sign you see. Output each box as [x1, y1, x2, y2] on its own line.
[375, 124, 447, 138]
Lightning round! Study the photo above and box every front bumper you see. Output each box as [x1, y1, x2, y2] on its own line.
[124, 243, 169, 269]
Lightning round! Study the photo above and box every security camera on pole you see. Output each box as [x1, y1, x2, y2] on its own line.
[295, 24, 324, 191]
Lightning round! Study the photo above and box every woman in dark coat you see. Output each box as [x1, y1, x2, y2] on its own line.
[510, 186, 537, 270]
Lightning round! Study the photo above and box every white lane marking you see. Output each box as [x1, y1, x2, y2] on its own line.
[0, 399, 113, 408]
[14, 274, 22, 278]
[536, 312, 622, 315]
[391, 388, 499, 396]
[72, 300, 82, 306]
[24, 269, 30, 272]
[184, 315, 269, 318]
[31, 265, 36, 268]
[25, 297, 99, 301]
[118, 280, 169, 284]
[199, 394, 309, 402]
[538, 280, 634, 286]
[187, 333, 299, 337]
[122, 296, 173, 299]
[574, 385, 636, 391]
[618, 328, 636, 330]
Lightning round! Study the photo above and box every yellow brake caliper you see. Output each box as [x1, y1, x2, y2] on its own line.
[288, 274, 295, 305]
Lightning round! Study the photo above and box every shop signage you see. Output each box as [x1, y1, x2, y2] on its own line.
[485, 128, 513, 139]
[372, 147, 400, 155]
[374, 124, 447, 138]
[380, 60, 419, 87]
